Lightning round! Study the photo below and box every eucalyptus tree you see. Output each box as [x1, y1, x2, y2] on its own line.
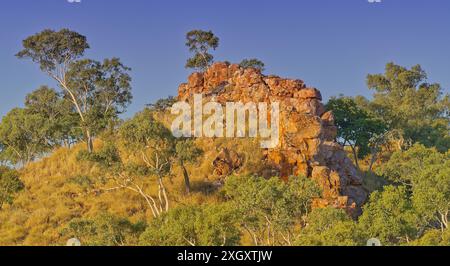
[17, 29, 132, 152]
[185, 30, 219, 71]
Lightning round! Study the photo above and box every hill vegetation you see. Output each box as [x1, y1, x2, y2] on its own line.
[0, 29, 448, 246]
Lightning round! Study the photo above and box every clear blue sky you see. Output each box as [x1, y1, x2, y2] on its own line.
[0, 0, 449, 118]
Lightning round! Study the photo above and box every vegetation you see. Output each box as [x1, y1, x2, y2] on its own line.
[326, 96, 387, 171]
[239, 58, 265, 72]
[16, 29, 132, 153]
[185, 30, 219, 71]
[0, 167, 23, 208]
[0, 29, 448, 246]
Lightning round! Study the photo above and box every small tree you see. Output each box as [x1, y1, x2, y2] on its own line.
[79, 110, 195, 218]
[147, 96, 177, 112]
[358, 185, 418, 245]
[185, 30, 219, 71]
[175, 139, 203, 194]
[0, 167, 24, 208]
[224, 175, 320, 246]
[0, 108, 51, 165]
[118, 109, 176, 216]
[139, 204, 240, 246]
[64, 213, 145, 246]
[379, 144, 449, 231]
[239, 58, 265, 72]
[294, 207, 362, 246]
[326, 96, 387, 170]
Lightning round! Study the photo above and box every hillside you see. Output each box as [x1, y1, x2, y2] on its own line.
[0, 62, 448, 247]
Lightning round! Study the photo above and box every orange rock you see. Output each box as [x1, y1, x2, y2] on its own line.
[295, 88, 322, 101]
[177, 62, 367, 215]
[188, 72, 204, 88]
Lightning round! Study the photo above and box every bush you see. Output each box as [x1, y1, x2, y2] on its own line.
[0, 167, 24, 208]
[63, 213, 146, 246]
[139, 204, 240, 246]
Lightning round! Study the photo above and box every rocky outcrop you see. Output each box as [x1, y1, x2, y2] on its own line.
[178, 62, 367, 216]
[212, 148, 243, 177]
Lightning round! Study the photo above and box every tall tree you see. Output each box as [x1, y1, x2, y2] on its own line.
[185, 30, 219, 71]
[16, 29, 132, 152]
[367, 62, 450, 152]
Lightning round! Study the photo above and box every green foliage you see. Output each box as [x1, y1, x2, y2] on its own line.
[4, 35, 450, 249]
[67, 175, 94, 191]
[147, 96, 177, 112]
[0, 167, 24, 208]
[326, 96, 387, 168]
[295, 207, 362, 246]
[239, 58, 265, 72]
[63, 213, 146, 246]
[185, 30, 219, 71]
[379, 144, 449, 231]
[223, 175, 321, 245]
[77, 142, 122, 169]
[16, 28, 89, 72]
[175, 139, 203, 194]
[358, 186, 418, 245]
[17, 29, 133, 153]
[25, 86, 81, 146]
[176, 140, 203, 163]
[411, 229, 450, 246]
[139, 204, 240, 246]
[367, 62, 450, 152]
[66, 57, 132, 150]
[0, 108, 52, 164]
[119, 108, 175, 177]
[120, 109, 174, 151]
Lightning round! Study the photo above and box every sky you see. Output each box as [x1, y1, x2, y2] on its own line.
[0, 0, 449, 118]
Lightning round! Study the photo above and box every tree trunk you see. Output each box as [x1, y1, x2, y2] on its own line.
[350, 145, 360, 170]
[158, 176, 169, 212]
[368, 148, 378, 173]
[86, 129, 94, 153]
[180, 161, 191, 194]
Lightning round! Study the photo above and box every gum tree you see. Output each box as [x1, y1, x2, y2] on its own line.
[16, 29, 132, 152]
[367, 63, 450, 152]
[185, 30, 219, 71]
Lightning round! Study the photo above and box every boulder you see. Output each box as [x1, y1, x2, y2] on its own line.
[212, 148, 243, 177]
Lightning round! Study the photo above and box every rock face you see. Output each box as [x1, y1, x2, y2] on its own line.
[178, 62, 368, 216]
[212, 148, 243, 177]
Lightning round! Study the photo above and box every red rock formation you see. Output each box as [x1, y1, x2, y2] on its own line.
[178, 62, 367, 216]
